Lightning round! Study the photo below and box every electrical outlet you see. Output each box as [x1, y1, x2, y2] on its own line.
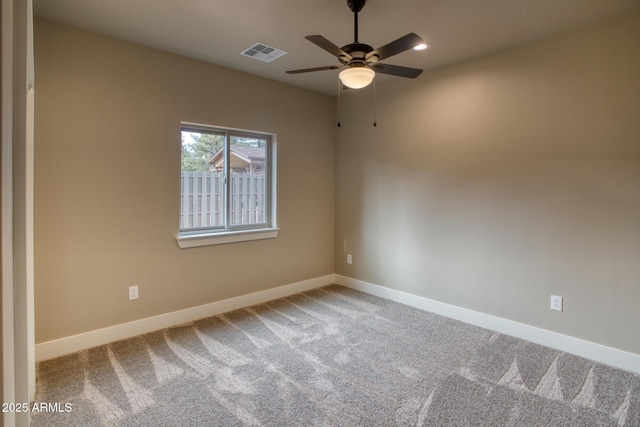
[129, 285, 139, 301]
[550, 295, 562, 312]
[346, 254, 353, 264]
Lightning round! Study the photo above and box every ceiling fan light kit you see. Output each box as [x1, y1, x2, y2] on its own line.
[286, 0, 427, 90]
[339, 66, 375, 89]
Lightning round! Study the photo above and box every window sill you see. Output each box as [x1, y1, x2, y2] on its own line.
[176, 227, 280, 249]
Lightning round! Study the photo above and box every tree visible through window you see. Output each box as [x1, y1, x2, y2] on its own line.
[180, 124, 272, 234]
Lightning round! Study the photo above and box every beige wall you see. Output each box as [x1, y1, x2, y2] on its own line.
[34, 20, 335, 343]
[336, 13, 640, 354]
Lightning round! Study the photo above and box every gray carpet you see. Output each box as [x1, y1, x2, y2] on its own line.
[33, 285, 640, 426]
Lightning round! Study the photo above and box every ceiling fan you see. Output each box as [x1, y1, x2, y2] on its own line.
[286, 0, 428, 89]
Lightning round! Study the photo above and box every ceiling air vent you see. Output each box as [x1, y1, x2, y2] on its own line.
[241, 42, 287, 63]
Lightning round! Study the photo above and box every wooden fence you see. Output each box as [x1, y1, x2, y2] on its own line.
[180, 171, 266, 229]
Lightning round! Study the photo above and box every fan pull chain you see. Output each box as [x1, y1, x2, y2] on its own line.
[337, 79, 342, 127]
[373, 76, 377, 127]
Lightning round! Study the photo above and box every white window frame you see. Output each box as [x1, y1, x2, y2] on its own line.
[176, 122, 278, 248]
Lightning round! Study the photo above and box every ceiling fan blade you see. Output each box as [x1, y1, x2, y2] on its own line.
[305, 35, 352, 60]
[368, 33, 424, 62]
[286, 65, 341, 74]
[373, 63, 423, 78]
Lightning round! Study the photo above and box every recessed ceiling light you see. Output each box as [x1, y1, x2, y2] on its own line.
[413, 43, 430, 51]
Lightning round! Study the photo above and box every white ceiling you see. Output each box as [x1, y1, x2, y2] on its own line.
[33, 0, 640, 96]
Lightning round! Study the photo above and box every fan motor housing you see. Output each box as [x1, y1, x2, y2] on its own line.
[342, 43, 373, 58]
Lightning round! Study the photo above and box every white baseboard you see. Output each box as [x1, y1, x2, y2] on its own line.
[36, 274, 336, 362]
[335, 275, 640, 375]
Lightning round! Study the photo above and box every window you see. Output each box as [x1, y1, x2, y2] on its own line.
[177, 123, 278, 248]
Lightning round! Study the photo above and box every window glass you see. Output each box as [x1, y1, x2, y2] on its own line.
[229, 135, 268, 226]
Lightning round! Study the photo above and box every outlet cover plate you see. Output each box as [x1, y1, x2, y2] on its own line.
[550, 295, 563, 312]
